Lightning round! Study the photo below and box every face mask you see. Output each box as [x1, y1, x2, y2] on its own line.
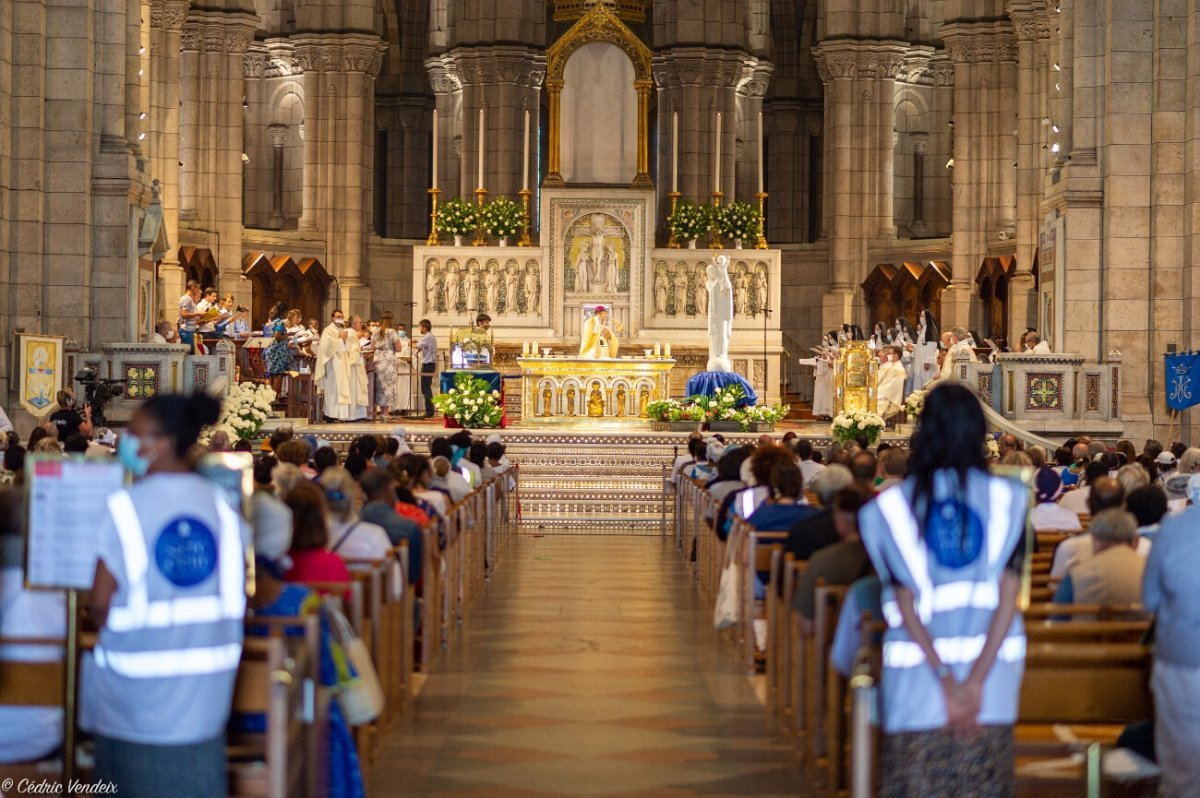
[334, 319, 345, 327]
[118, 433, 152, 478]
[398, 330, 408, 339]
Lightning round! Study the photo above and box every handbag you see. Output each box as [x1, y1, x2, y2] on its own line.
[323, 597, 385, 725]
[713, 531, 743, 629]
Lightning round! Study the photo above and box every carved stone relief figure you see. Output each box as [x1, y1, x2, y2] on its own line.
[653, 267, 669, 315]
[752, 264, 768, 315]
[523, 265, 541, 313]
[444, 263, 462, 311]
[463, 265, 481, 312]
[732, 266, 749, 316]
[693, 263, 709, 316]
[615, 383, 627, 417]
[672, 265, 689, 315]
[484, 266, 501, 312]
[425, 265, 443, 312]
[504, 266, 520, 314]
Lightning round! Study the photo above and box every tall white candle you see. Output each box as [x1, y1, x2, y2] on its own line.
[757, 111, 764, 194]
[522, 110, 530, 191]
[477, 108, 485, 188]
[671, 112, 679, 193]
[714, 112, 722, 194]
[431, 109, 439, 189]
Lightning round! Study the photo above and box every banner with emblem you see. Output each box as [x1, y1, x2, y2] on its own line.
[1165, 351, 1200, 411]
[16, 333, 65, 417]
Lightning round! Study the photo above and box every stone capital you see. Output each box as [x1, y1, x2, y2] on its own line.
[267, 124, 289, 146]
[812, 40, 908, 84]
[941, 23, 1018, 64]
[244, 46, 267, 79]
[150, 0, 190, 32]
[437, 46, 547, 89]
[910, 132, 930, 154]
[292, 34, 385, 77]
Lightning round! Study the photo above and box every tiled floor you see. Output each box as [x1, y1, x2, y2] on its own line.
[366, 534, 811, 797]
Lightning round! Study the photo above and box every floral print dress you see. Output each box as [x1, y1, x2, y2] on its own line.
[264, 319, 290, 376]
[373, 328, 400, 408]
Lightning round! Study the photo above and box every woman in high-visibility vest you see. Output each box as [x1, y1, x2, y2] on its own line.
[87, 393, 244, 798]
[859, 382, 1027, 798]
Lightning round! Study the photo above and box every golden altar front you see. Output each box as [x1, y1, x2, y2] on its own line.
[833, 341, 878, 416]
[516, 356, 675, 423]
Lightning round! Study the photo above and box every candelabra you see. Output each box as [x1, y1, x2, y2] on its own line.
[425, 188, 442, 245]
[754, 191, 769, 249]
[472, 187, 488, 246]
[709, 192, 724, 249]
[518, 188, 533, 247]
[666, 191, 681, 248]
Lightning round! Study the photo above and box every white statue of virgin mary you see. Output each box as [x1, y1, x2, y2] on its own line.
[705, 255, 734, 372]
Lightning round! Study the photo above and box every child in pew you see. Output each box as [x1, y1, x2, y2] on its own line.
[237, 496, 365, 798]
[0, 488, 66, 763]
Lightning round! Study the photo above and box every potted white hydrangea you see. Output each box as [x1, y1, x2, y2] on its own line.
[201, 381, 277, 444]
[831, 408, 885, 445]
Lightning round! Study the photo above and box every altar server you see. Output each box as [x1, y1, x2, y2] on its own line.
[912, 310, 940, 390]
[876, 345, 908, 422]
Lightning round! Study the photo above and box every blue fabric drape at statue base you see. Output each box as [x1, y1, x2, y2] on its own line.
[440, 370, 502, 394]
[685, 371, 758, 407]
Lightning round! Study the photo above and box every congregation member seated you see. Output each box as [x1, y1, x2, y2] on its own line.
[360, 468, 423, 585]
[747, 458, 818, 531]
[792, 486, 874, 628]
[875, 447, 907, 491]
[282, 481, 352, 584]
[429, 437, 471, 499]
[313, 445, 339, 476]
[250, 456, 292, 549]
[784, 464, 855, 561]
[1058, 460, 1109, 515]
[1116, 462, 1150, 496]
[1126, 483, 1168, 542]
[1061, 442, 1090, 487]
[719, 445, 792, 539]
[275, 438, 315, 478]
[668, 431, 705, 492]
[267, 425, 294, 453]
[240, 499, 364, 796]
[387, 458, 434, 527]
[849, 450, 877, 491]
[318, 467, 393, 560]
[397, 453, 448, 519]
[793, 438, 826, 487]
[0, 488, 65, 763]
[1050, 476, 1148, 585]
[343, 435, 379, 480]
[448, 431, 480, 487]
[1029, 467, 1083, 532]
[681, 437, 719, 482]
[485, 441, 509, 474]
[1053, 509, 1146, 605]
[0, 443, 25, 487]
[707, 446, 752, 531]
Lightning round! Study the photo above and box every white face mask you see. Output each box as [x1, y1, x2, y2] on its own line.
[333, 318, 345, 327]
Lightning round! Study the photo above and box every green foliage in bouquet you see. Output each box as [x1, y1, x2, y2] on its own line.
[479, 196, 524, 239]
[436, 197, 478, 236]
[715, 200, 762, 241]
[432, 373, 503, 428]
[668, 200, 713, 242]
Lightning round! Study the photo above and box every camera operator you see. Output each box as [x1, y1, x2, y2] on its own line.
[50, 388, 92, 442]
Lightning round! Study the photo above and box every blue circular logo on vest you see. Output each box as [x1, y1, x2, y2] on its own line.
[925, 499, 984, 569]
[155, 517, 219, 587]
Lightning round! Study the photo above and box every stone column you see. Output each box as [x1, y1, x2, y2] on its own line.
[293, 34, 385, 315]
[941, 23, 1019, 330]
[1008, 5, 1051, 345]
[267, 123, 288, 227]
[426, 61, 462, 196]
[812, 40, 906, 331]
[910, 132, 929, 234]
[149, 0, 190, 314]
[179, 10, 256, 301]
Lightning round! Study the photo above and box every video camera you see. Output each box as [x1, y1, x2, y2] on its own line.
[75, 366, 127, 428]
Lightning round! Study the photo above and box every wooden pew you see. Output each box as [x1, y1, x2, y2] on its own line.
[1023, 603, 1147, 621]
[0, 636, 67, 783]
[807, 583, 846, 779]
[228, 635, 310, 798]
[740, 528, 787, 674]
[778, 558, 809, 741]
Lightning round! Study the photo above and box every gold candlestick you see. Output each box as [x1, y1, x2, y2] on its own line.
[709, 192, 725, 249]
[472, 187, 488, 246]
[517, 188, 533, 247]
[425, 187, 442, 245]
[666, 191, 681, 248]
[754, 191, 769, 249]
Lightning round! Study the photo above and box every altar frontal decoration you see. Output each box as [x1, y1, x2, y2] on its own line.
[17, 333, 64, 416]
[433, 372, 503, 429]
[1165, 351, 1200, 410]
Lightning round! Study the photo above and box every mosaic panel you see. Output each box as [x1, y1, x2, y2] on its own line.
[193, 363, 209, 392]
[1085, 373, 1100, 413]
[977, 372, 993, 406]
[1025, 372, 1063, 412]
[123, 362, 160, 399]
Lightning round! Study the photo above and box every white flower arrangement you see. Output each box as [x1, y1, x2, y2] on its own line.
[831, 408, 885, 444]
[903, 389, 927, 420]
[985, 435, 1000, 459]
[738, 402, 789, 430]
[202, 381, 277, 443]
[432, 373, 503, 428]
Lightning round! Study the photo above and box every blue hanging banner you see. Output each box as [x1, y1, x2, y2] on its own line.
[1165, 352, 1200, 411]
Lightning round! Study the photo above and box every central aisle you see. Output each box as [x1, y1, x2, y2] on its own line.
[367, 534, 811, 797]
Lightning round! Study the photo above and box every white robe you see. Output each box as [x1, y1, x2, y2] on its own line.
[813, 354, 834, 417]
[912, 339, 940, 390]
[876, 360, 907, 420]
[315, 323, 369, 420]
[939, 340, 978, 381]
[394, 339, 413, 411]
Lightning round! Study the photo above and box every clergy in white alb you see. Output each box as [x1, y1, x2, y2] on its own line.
[316, 310, 369, 421]
[875, 346, 907, 420]
[938, 325, 978, 380]
[579, 306, 618, 359]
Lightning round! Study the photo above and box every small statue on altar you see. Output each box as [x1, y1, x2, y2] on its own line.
[653, 267, 669, 315]
[444, 265, 462, 311]
[705, 255, 734, 373]
[565, 384, 577, 415]
[504, 266, 520, 314]
[463, 265, 481, 311]
[750, 266, 767, 315]
[579, 305, 619, 359]
[673, 267, 690, 315]
[425, 266, 443, 312]
[638, 385, 650, 417]
[694, 264, 709, 316]
[540, 384, 553, 416]
[587, 383, 605, 417]
[732, 267, 750, 316]
[523, 266, 541, 313]
[615, 383, 627, 417]
[484, 267, 501, 312]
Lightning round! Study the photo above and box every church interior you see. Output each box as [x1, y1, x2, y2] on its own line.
[0, 0, 1195, 796]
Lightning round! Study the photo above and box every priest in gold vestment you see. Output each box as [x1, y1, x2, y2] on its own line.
[579, 305, 619, 359]
[316, 309, 369, 421]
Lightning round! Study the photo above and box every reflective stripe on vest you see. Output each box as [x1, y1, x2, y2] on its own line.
[94, 642, 243, 678]
[99, 488, 245, 678]
[883, 634, 1026, 669]
[881, 580, 1001, 627]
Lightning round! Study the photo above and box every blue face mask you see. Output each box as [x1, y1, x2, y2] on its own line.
[117, 433, 151, 478]
[397, 330, 408, 339]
